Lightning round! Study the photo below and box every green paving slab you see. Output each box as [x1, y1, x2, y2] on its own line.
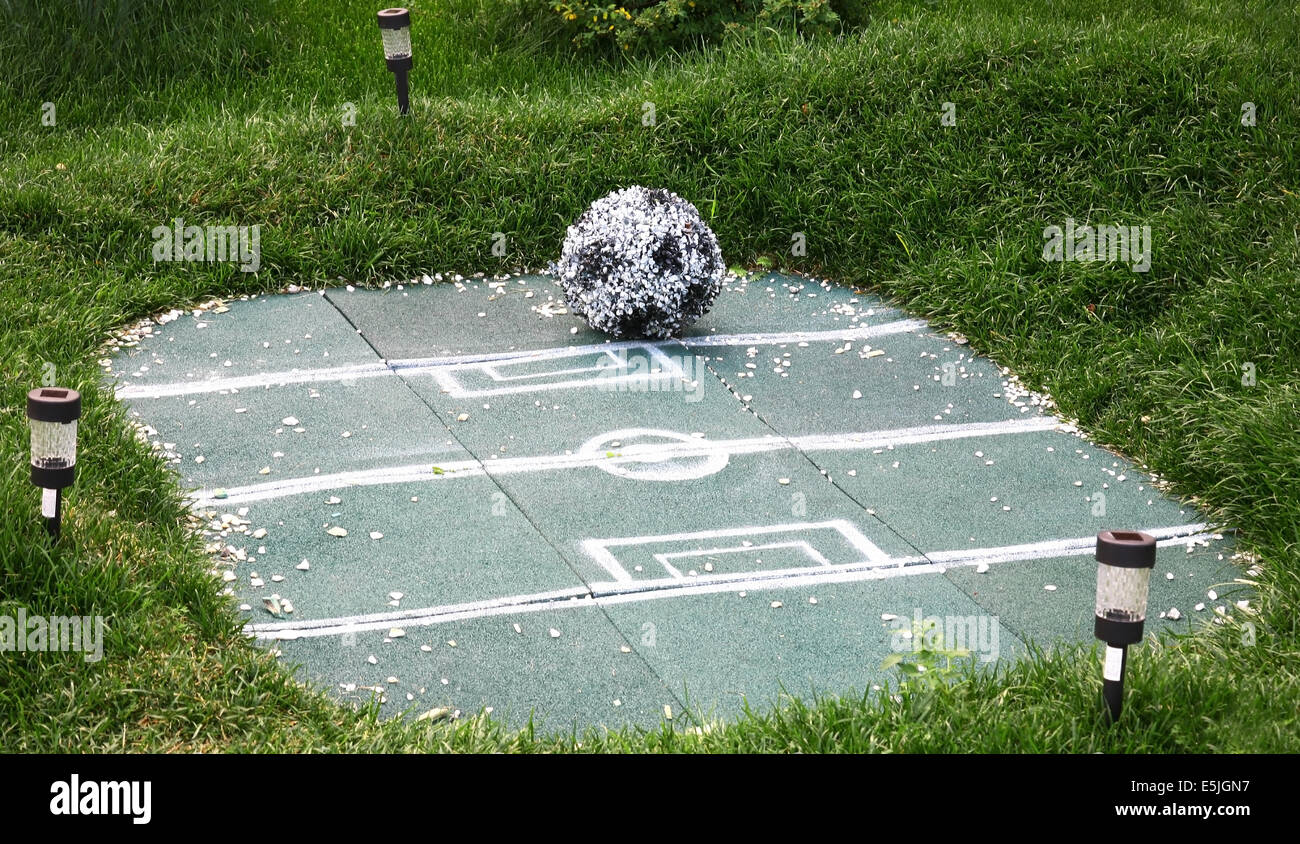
[267, 605, 678, 730]
[325, 272, 910, 362]
[695, 331, 1033, 438]
[599, 575, 1024, 720]
[127, 375, 468, 493]
[324, 276, 607, 359]
[943, 543, 1240, 648]
[398, 341, 771, 461]
[109, 292, 380, 391]
[218, 480, 586, 624]
[682, 272, 907, 339]
[813, 429, 1204, 552]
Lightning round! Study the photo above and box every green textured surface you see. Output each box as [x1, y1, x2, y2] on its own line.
[696, 331, 1026, 436]
[600, 576, 1024, 719]
[325, 277, 605, 360]
[220, 480, 585, 623]
[109, 292, 377, 389]
[814, 430, 1201, 551]
[112, 276, 1231, 728]
[272, 605, 679, 730]
[682, 272, 907, 338]
[130, 376, 467, 491]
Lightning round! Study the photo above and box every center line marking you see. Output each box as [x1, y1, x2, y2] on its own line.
[190, 416, 1060, 506]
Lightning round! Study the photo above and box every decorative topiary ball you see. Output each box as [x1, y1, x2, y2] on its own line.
[554, 186, 725, 339]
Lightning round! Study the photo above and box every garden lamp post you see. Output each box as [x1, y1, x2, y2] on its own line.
[27, 387, 81, 541]
[377, 7, 413, 115]
[1093, 529, 1156, 722]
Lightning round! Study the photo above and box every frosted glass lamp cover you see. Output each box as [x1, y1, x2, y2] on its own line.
[378, 8, 412, 60]
[27, 387, 81, 489]
[1093, 530, 1156, 645]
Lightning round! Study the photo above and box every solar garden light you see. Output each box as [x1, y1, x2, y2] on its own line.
[1094, 529, 1157, 722]
[377, 7, 413, 115]
[27, 387, 82, 541]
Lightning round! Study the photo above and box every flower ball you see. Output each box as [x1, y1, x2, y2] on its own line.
[554, 186, 725, 339]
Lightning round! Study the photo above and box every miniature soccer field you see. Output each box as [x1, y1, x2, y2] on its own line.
[107, 272, 1234, 728]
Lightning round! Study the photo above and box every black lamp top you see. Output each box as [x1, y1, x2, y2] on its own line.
[1095, 529, 1157, 569]
[27, 387, 82, 424]
[377, 7, 410, 29]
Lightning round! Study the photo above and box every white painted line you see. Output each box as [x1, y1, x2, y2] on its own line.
[118, 319, 927, 400]
[115, 362, 391, 399]
[190, 418, 1061, 505]
[679, 318, 927, 347]
[245, 525, 1220, 640]
[192, 459, 483, 507]
[655, 540, 832, 570]
[792, 416, 1061, 452]
[248, 586, 593, 639]
[926, 524, 1210, 567]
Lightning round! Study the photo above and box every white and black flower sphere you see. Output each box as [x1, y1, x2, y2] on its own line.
[554, 186, 724, 339]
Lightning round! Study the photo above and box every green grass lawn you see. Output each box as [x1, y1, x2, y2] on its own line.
[1, 0, 1297, 752]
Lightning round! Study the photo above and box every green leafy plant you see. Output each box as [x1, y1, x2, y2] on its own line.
[547, 0, 870, 53]
[880, 617, 976, 692]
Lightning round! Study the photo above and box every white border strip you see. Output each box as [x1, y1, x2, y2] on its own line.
[115, 362, 391, 399]
[246, 526, 1218, 640]
[115, 318, 927, 400]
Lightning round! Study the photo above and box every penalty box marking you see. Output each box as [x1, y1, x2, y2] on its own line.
[581, 520, 894, 583]
[246, 525, 1216, 640]
[428, 343, 689, 398]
